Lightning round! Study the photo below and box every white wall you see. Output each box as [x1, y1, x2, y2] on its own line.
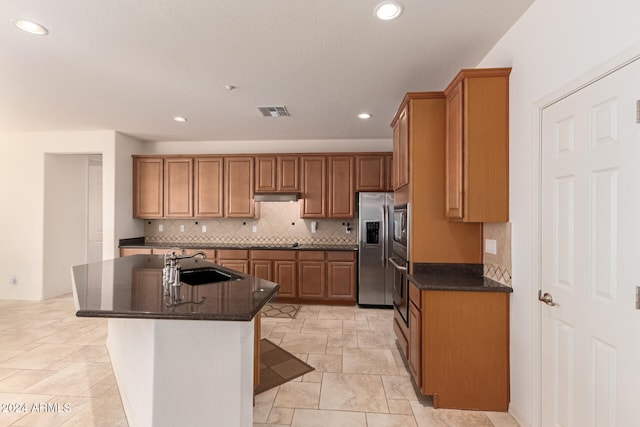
[476, 1, 640, 425]
[147, 138, 391, 155]
[0, 131, 143, 300]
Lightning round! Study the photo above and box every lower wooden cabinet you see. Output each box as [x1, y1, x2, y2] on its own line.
[297, 252, 326, 300]
[217, 250, 249, 274]
[406, 280, 510, 411]
[326, 251, 356, 301]
[250, 250, 297, 299]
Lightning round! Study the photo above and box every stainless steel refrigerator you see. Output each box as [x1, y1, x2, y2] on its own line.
[357, 192, 394, 306]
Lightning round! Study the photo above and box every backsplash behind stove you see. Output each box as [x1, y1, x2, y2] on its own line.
[144, 201, 357, 246]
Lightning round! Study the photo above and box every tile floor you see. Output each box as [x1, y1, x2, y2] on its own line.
[0, 295, 519, 426]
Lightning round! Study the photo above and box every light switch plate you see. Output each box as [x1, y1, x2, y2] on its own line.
[202, 225, 207, 233]
[158, 224, 164, 232]
[485, 239, 497, 255]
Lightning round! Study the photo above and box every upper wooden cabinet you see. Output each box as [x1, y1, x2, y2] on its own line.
[300, 156, 327, 218]
[164, 157, 194, 218]
[194, 157, 224, 218]
[444, 68, 511, 222]
[133, 157, 164, 218]
[328, 156, 354, 218]
[224, 157, 255, 218]
[355, 155, 387, 192]
[391, 104, 410, 190]
[255, 156, 300, 192]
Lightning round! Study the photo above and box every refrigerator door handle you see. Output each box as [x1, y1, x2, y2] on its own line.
[382, 206, 387, 266]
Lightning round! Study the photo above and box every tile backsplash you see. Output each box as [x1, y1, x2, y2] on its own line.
[144, 201, 357, 246]
[483, 222, 512, 286]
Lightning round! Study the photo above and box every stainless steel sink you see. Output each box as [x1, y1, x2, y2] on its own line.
[179, 267, 243, 286]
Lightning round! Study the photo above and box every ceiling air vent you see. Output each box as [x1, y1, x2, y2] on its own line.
[257, 106, 290, 117]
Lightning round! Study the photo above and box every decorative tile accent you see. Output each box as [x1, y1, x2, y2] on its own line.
[484, 262, 512, 286]
[144, 201, 357, 246]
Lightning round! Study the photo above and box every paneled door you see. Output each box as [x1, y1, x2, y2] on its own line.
[540, 57, 640, 426]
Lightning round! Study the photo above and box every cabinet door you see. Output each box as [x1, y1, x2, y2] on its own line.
[255, 156, 277, 192]
[355, 155, 385, 192]
[164, 157, 194, 218]
[327, 261, 356, 301]
[194, 157, 223, 217]
[384, 154, 394, 192]
[274, 260, 297, 298]
[224, 157, 255, 218]
[250, 260, 272, 281]
[300, 156, 327, 218]
[445, 81, 464, 220]
[397, 105, 410, 188]
[328, 156, 354, 218]
[392, 122, 400, 190]
[298, 261, 325, 299]
[408, 301, 422, 388]
[278, 156, 299, 191]
[133, 157, 164, 218]
[120, 247, 153, 257]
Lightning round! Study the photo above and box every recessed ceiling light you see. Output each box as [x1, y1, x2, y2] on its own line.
[13, 19, 49, 35]
[358, 113, 372, 119]
[374, 2, 403, 21]
[173, 116, 188, 122]
[224, 85, 237, 91]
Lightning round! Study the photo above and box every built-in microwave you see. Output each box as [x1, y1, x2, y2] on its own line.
[392, 204, 408, 250]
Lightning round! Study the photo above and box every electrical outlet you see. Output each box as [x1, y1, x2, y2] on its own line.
[252, 225, 257, 233]
[485, 239, 497, 255]
[9, 275, 17, 285]
[202, 225, 207, 233]
[158, 224, 164, 232]
[180, 224, 185, 232]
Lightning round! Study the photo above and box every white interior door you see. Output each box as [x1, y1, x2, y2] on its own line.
[541, 58, 640, 426]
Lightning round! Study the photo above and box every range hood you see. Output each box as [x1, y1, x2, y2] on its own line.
[253, 192, 300, 202]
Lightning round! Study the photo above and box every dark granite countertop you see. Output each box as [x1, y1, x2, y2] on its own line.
[408, 263, 513, 293]
[119, 238, 357, 252]
[72, 255, 280, 321]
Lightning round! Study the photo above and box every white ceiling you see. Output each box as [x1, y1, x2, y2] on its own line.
[0, 1, 534, 142]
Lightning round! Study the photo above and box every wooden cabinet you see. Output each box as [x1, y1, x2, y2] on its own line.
[408, 282, 511, 411]
[355, 155, 386, 192]
[328, 156, 354, 218]
[326, 251, 356, 301]
[224, 157, 255, 218]
[391, 104, 409, 190]
[384, 154, 393, 191]
[164, 157, 194, 218]
[217, 249, 249, 273]
[297, 251, 326, 299]
[194, 157, 224, 218]
[444, 68, 510, 222]
[133, 157, 164, 218]
[250, 250, 297, 299]
[120, 247, 152, 257]
[390, 93, 482, 265]
[255, 156, 299, 192]
[300, 156, 327, 218]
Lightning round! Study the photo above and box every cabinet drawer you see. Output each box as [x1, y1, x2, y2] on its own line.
[409, 280, 421, 310]
[298, 251, 325, 261]
[326, 251, 355, 261]
[183, 248, 216, 259]
[120, 247, 152, 256]
[250, 250, 296, 261]
[217, 249, 249, 259]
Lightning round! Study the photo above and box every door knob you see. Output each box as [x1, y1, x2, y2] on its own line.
[538, 290, 556, 306]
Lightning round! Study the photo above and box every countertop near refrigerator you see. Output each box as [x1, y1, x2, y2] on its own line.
[119, 237, 357, 252]
[408, 263, 513, 293]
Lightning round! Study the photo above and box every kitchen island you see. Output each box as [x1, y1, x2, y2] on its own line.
[72, 255, 279, 427]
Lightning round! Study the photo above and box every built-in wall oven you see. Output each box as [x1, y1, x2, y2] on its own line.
[390, 204, 409, 325]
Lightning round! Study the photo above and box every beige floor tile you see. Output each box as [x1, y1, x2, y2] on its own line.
[342, 348, 397, 375]
[319, 372, 388, 413]
[0, 369, 57, 393]
[387, 399, 414, 415]
[24, 362, 114, 397]
[291, 408, 366, 427]
[268, 407, 294, 424]
[273, 382, 321, 409]
[326, 333, 358, 348]
[279, 333, 327, 354]
[317, 307, 356, 320]
[381, 375, 420, 400]
[302, 371, 323, 383]
[300, 319, 342, 335]
[272, 320, 305, 334]
[432, 408, 494, 426]
[10, 395, 93, 427]
[409, 401, 446, 427]
[58, 397, 127, 427]
[356, 329, 397, 349]
[0, 392, 56, 426]
[485, 411, 520, 426]
[0, 344, 86, 370]
[366, 412, 419, 427]
[306, 353, 342, 373]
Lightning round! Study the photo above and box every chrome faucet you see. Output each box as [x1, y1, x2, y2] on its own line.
[162, 248, 206, 300]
